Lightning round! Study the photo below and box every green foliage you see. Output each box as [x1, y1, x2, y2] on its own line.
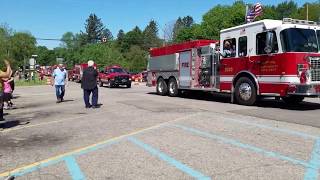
[173, 16, 195, 41]
[10, 32, 37, 67]
[143, 20, 161, 50]
[201, 1, 246, 40]
[296, 2, 320, 22]
[275, 1, 298, 19]
[36, 46, 56, 66]
[61, 32, 76, 49]
[102, 28, 113, 41]
[85, 13, 105, 44]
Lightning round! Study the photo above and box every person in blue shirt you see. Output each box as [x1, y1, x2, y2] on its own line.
[52, 64, 67, 103]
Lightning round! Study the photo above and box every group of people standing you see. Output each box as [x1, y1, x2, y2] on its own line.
[52, 60, 99, 108]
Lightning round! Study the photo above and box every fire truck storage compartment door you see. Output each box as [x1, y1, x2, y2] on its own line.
[179, 51, 192, 88]
[148, 53, 179, 71]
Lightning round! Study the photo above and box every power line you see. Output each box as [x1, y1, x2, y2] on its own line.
[36, 38, 62, 41]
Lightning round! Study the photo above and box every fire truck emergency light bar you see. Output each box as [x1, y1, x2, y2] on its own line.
[282, 18, 319, 26]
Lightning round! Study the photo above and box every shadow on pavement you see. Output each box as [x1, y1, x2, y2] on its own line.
[0, 120, 30, 129]
[147, 91, 320, 111]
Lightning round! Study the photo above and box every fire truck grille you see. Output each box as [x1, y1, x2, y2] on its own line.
[310, 57, 320, 82]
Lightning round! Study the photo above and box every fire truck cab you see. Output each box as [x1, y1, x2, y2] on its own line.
[147, 18, 320, 105]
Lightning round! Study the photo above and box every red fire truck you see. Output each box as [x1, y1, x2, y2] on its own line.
[147, 18, 320, 105]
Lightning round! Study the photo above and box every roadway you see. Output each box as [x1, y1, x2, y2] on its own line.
[1, 82, 320, 180]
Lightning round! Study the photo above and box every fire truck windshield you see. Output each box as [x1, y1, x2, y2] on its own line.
[280, 28, 319, 53]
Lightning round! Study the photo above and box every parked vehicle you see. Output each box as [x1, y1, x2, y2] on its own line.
[67, 68, 76, 81]
[99, 65, 131, 88]
[73, 63, 97, 82]
[147, 18, 320, 105]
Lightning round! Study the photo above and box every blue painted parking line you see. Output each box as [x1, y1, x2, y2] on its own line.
[128, 137, 211, 180]
[172, 124, 314, 169]
[219, 116, 318, 139]
[4, 138, 121, 178]
[304, 138, 320, 180]
[65, 156, 86, 180]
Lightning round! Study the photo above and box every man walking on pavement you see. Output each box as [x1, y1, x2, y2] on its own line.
[52, 64, 67, 103]
[81, 60, 99, 108]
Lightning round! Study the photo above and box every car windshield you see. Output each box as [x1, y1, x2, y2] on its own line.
[109, 68, 125, 73]
[280, 28, 319, 52]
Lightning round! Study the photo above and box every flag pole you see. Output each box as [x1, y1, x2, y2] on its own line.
[306, 3, 309, 21]
[245, 5, 249, 23]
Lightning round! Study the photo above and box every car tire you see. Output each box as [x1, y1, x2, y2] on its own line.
[99, 80, 103, 87]
[168, 78, 179, 97]
[282, 96, 304, 105]
[127, 83, 131, 88]
[156, 78, 168, 96]
[234, 77, 257, 106]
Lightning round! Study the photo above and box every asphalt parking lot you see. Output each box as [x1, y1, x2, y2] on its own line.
[1, 82, 320, 180]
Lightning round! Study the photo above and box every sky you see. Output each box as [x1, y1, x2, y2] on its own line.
[0, 0, 314, 49]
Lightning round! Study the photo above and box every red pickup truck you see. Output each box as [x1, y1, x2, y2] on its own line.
[98, 65, 132, 88]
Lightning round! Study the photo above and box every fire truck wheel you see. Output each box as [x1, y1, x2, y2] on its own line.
[282, 96, 304, 104]
[156, 78, 168, 96]
[235, 77, 257, 106]
[168, 78, 179, 97]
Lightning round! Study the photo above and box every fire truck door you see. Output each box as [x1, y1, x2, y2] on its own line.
[179, 51, 192, 88]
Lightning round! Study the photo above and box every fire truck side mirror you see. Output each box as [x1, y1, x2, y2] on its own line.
[265, 32, 275, 54]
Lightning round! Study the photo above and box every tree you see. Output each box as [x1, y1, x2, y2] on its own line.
[124, 45, 147, 72]
[117, 29, 125, 41]
[296, 2, 320, 22]
[121, 26, 144, 51]
[275, 1, 298, 19]
[0, 25, 12, 60]
[172, 17, 184, 41]
[10, 32, 37, 67]
[85, 13, 105, 44]
[36, 46, 56, 66]
[201, 1, 246, 39]
[61, 32, 75, 49]
[102, 28, 113, 41]
[182, 16, 194, 28]
[172, 16, 195, 42]
[143, 20, 161, 50]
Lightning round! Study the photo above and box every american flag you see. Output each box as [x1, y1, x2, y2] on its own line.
[246, 3, 263, 23]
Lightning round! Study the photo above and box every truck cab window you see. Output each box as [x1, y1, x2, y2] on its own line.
[238, 36, 247, 57]
[256, 31, 278, 55]
[222, 38, 236, 58]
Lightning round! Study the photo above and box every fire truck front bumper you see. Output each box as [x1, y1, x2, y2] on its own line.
[287, 84, 320, 97]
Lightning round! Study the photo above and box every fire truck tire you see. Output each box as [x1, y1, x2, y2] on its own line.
[168, 78, 179, 97]
[156, 78, 168, 96]
[234, 77, 257, 106]
[282, 96, 304, 104]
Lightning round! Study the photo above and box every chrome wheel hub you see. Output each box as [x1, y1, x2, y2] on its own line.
[239, 83, 252, 101]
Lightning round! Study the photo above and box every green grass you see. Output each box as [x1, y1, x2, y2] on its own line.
[15, 78, 47, 86]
